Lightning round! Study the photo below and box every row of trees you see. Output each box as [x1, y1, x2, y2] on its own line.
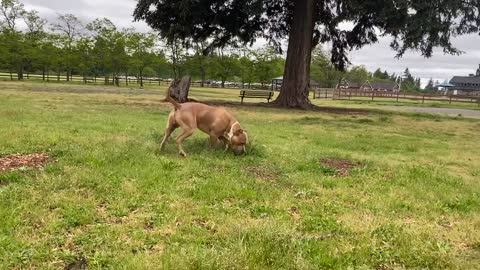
[1, 0, 426, 91]
[310, 48, 423, 91]
[0, 0, 287, 87]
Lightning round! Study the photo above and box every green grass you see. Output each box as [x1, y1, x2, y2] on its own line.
[1, 81, 479, 269]
[331, 98, 480, 111]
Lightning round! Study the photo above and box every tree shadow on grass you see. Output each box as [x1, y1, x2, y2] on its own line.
[202, 99, 372, 115]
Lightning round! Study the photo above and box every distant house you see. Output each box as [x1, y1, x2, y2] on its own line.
[337, 79, 400, 92]
[271, 76, 321, 91]
[362, 81, 400, 92]
[336, 79, 363, 90]
[448, 65, 480, 96]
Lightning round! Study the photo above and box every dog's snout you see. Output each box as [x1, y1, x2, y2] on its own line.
[232, 145, 246, 155]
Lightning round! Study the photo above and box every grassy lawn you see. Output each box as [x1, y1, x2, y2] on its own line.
[1, 81, 479, 269]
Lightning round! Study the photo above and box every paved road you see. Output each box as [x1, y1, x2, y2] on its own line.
[384, 106, 480, 118]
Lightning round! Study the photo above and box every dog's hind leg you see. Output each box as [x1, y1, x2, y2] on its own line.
[160, 112, 177, 151]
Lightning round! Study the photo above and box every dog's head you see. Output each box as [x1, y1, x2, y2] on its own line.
[230, 128, 248, 155]
[226, 123, 248, 155]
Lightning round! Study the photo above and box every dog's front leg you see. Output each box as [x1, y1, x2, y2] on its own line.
[218, 136, 230, 152]
[209, 135, 220, 148]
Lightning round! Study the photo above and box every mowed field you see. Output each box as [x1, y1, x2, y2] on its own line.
[1, 81, 479, 269]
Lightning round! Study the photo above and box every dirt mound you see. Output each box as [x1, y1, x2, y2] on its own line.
[319, 158, 362, 177]
[0, 153, 51, 172]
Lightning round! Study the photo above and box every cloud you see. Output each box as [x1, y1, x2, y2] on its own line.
[20, 0, 480, 83]
[22, 0, 150, 31]
[349, 34, 480, 82]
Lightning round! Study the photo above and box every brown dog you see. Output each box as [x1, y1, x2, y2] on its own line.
[160, 92, 248, 156]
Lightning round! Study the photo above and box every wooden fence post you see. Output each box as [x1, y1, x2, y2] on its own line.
[371, 91, 374, 101]
[396, 91, 399, 102]
[422, 94, 425, 104]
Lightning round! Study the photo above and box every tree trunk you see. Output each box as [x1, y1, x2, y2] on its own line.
[168, 75, 191, 103]
[114, 74, 120, 86]
[273, 0, 315, 109]
[125, 72, 128, 86]
[17, 65, 24, 80]
[42, 68, 46, 81]
[140, 70, 144, 87]
[57, 67, 60, 82]
[201, 69, 206, 87]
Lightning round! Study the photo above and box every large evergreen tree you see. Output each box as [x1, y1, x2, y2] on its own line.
[134, 0, 480, 109]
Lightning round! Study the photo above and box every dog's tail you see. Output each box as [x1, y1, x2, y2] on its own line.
[164, 87, 181, 110]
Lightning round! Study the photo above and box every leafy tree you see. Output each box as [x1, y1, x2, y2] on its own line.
[0, 0, 23, 31]
[238, 51, 256, 88]
[76, 36, 94, 82]
[183, 41, 210, 86]
[373, 68, 383, 79]
[346, 66, 370, 84]
[150, 50, 170, 84]
[209, 50, 240, 88]
[425, 78, 435, 92]
[401, 68, 422, 92]
[134, 0, 480, 109]
[0, 0, 26, 79]
[126, 32, 155, 87]
[50, 14, 83, 81]
[310, 47, 342, 88]
[87, 18, 129, 85]
[22, 10, 46, 77]
[253, 47, 284, 87]
[165, 38, 187, 79]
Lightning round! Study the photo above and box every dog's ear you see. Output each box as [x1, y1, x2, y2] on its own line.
[234, 129, 244, 136]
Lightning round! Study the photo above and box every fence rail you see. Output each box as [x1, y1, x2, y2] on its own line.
[312, 88, 480, 106]
[0, 72, 273, 90]
[3, 72, 480, 106]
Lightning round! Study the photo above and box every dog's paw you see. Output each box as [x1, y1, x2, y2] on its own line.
[179, 150, 187, 157]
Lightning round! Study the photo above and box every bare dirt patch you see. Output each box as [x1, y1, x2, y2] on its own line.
[64, 256, 88, 270]
[319, 158, 362, 177]
[0, 153, 52, 172]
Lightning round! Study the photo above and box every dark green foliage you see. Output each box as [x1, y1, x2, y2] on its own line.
[134, 0, 480, 70]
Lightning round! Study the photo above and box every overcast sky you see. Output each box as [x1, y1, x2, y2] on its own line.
[23, 0, 480, 84]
